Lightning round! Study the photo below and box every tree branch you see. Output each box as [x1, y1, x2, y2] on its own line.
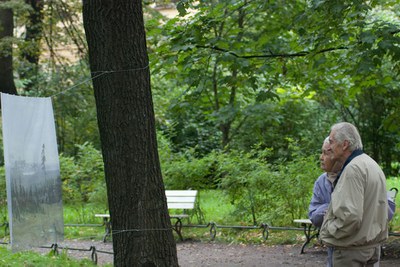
[196, 45, 348, 59]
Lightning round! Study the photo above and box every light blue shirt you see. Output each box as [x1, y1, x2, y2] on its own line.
[308, 173, 333, 227]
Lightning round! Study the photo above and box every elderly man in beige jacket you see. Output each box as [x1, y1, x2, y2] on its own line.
[319, 122, 389, 267]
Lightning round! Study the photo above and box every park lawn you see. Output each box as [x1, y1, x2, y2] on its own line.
[0, 245, 97, 267]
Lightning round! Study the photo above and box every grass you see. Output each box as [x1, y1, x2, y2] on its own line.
[194, 190, 236, 224]
[0, 245, 97, 267]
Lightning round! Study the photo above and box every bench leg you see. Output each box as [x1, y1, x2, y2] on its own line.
[102, 217, 112, 243]
[209, 222, 217, 241]
[172, 218, 184, 241]
[300, 223, 319, 254]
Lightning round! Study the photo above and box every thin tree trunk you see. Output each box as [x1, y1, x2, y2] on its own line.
[0, 2, 17, 95]
[82, 1, 178, 266]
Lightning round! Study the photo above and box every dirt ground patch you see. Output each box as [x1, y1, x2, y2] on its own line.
[30, 237, 400, 266]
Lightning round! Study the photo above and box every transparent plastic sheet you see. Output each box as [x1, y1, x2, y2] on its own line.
[1, 93, 64, 251]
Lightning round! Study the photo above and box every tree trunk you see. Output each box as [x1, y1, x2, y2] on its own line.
[82, 1, 178, 266]
[0, 2, 17, 95]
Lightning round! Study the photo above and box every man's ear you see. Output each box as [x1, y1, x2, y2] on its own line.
[342, 140, 350, 151]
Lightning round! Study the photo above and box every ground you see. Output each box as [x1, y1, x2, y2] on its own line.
[31, 237, 400, 266]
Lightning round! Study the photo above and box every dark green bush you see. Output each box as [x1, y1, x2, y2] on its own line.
[161, 149, 221, 190]
[219, 141, 321, 226]
[60, 142, 106, 208]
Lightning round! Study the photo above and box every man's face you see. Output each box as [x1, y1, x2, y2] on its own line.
[328, 130, 343, 162]
[320, 142, 334, 172]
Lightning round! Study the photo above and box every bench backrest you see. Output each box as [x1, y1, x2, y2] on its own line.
[166, 190, 197, 209]
[388, 187, 398, 201]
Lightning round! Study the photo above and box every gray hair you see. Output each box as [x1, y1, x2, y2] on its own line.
[323, 136, 330, 145]
[330, 122, 363, 151]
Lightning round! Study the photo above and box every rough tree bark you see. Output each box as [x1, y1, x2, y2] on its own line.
[82, 1, 179, 266]
[0, 1, 17, 95]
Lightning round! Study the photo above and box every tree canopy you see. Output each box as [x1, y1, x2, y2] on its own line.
[149, 0, 400, 171]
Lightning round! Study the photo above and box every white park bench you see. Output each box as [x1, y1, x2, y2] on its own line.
[95, 190, 198, 242]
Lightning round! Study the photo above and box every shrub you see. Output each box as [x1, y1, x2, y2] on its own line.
[158, 130, 220, 189]
[219, 142, 320, 226]
[60, 142, 106, 209]
[161, 149, 221, 190]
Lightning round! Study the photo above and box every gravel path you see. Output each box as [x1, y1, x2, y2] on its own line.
[30, 238, 400, 266]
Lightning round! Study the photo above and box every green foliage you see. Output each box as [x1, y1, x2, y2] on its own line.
[262, 154, 320, 225]
[219, 143, 320, 226]
[216, 149, 273, 225]
[52, 65, 100, 156]
[153, 0, 312, 153]
[159, 124, 220, 189]
[231, 89, 334, 161]
[60, 142, 106, 210]
[288, 1, 400, 173]
[161, 148, 220, 190]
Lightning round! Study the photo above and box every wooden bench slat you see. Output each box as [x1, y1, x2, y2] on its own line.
[95, 214, 110, 218]
[167, 203, 195, 209]
[388, 189, 398, 201]
[293, 219, 312, 224]
[170, 214, 189, 218]
[167, 196, 197, 202]
[165, 190, 197, 197]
